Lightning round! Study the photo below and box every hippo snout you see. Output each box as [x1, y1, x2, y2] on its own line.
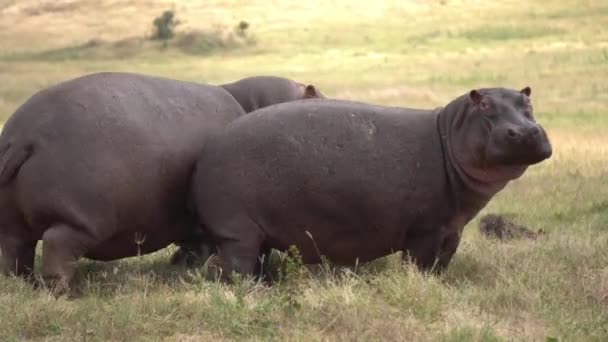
[505, 124, 541, 142]
[536, 133, 553, 161]
[489, 123, 552, 165]
[508, 124, 552, 163]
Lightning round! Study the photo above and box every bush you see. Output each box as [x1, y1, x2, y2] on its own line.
[236, 21, 250, 38]
[152, 10, 179, 41]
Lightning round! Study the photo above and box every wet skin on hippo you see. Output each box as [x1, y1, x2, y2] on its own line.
[0, 72, 324, 292]
[191, 87, 552, 279]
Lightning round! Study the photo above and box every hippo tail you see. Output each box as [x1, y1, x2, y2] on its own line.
[0, 142, 32, 186]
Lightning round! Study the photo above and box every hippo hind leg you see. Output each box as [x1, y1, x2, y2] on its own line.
[207, 214, 264, 282]
[170, 228, 216, 267]
[0, 218, 37, 281]
[40, 224, 99, 294]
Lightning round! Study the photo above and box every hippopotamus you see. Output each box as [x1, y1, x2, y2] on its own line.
[0, 71, 324, 291]
[220, 75, 323, 113]
[191, 86, 552, 279]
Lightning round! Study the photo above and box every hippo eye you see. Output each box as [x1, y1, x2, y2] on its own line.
[479, 100, 493, 112]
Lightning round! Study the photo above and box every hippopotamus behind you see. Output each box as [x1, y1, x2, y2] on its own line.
[0, 72, 325, 292]
[220, 75, 324, 113]
[191, 86, 552, 279]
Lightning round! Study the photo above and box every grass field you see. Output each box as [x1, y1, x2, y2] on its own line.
[0, 0, 607, 340]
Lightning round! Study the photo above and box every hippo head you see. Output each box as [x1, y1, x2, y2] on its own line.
[448, 87, 552, 185]
[220, 76, 325, 113]
[294, 82, 326, 100]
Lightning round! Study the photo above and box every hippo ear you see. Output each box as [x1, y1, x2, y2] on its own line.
[468, 89, 483, 104]
[520, 86, 531, 97]
[304, 84, 320, 98]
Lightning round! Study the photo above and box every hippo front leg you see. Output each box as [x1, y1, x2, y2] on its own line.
[402, 228, 464, 273]
[436, 231, 462, 270]
[170, 228, 216, 267]
[401, 230, 443, 272]
[170, 241, 215, 267]
[40, 224, 99, 294]
[0, 234, 37, 280]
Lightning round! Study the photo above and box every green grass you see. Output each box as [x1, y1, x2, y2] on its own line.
[460, 25, 566, 41]
[0, 0, 607, 340]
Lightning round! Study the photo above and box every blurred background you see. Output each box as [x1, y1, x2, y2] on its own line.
[1, 0, 606, 122]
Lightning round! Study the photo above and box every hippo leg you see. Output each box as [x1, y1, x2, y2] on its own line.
[170, 241, 215, 267]
[170, 228, 216, 267]
[0, 232, 37, 280]
[436, 232, 462, 270]
[402, 231, 443, 272]
[209, 216, 264, 280]
[216, 241, 261, 281]
[169, 245, 196, 266]
[40, 224, 98, 294]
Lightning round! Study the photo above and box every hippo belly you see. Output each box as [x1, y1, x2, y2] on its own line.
[85, 224, 190, 261]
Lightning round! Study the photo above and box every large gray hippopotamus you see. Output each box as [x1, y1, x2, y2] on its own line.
[0, 72, 323, 291]
[191, 87, 552, 278]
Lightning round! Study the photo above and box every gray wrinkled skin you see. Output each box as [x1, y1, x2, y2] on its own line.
[191, 87, 552, 279]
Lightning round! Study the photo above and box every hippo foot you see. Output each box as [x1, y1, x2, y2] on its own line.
[36, 275, 72, 297]
[169, 247, 198, 266]
[170, 243, 214, 268]
[197, 254, 240, 284]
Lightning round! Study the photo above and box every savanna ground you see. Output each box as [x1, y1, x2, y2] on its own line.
[0, 0, 607, 340]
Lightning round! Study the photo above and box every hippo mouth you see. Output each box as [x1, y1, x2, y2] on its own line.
[522, 141, 553, 164]
[485, 128, 553, 166]
[505, 141, 553, 165]
[465, 163, 529, 183]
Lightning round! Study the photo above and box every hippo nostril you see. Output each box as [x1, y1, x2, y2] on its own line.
[507, 128, 517, 138]
[528, 125, 540, 136]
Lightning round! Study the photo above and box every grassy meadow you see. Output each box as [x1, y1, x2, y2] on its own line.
[0, 0, 607, 340]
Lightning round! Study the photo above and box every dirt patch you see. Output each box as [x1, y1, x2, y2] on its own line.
[478, 214, 545, 241]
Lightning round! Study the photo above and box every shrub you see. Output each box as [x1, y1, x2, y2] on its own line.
[152, 10, 179, 41]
